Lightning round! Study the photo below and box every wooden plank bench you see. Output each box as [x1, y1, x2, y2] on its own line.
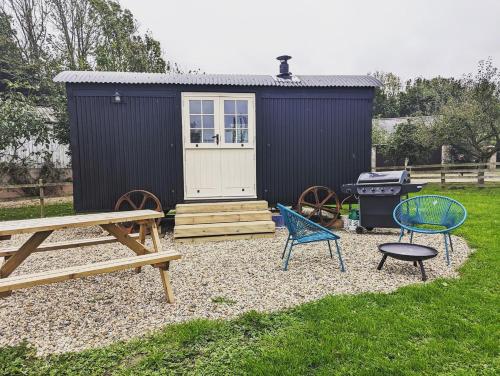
[0, 251, 181, 301]
[0, 210, 182, 303]
[0, 234, 140, 257]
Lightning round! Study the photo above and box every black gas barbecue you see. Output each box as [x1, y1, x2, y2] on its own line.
[341, 171, 425, 230]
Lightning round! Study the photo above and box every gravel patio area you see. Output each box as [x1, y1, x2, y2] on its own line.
[0, 227, 471, 355]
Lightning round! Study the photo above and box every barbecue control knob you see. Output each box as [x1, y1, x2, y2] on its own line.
[390, 188, 394, 192]
[362, 188, 366, 192]
[381, 188, 385, 192]
[371, 188, 375, 192]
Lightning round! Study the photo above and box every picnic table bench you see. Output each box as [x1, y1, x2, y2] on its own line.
[0, 210, 181, 302]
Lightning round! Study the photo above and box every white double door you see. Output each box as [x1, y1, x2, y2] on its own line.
[182, 93, 256, 200]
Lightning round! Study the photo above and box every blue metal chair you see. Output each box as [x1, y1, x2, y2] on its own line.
[393, 195, 467, 265]
[277, 204, 345, 271]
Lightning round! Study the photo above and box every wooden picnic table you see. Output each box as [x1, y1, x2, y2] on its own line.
[0, 210, 181, 302]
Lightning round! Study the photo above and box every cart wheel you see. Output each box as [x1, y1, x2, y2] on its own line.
[297, 186, 340, 228]
[355, 226, 364, 234]
[114, 190, 163, 234]
[366, 227, 374, 232]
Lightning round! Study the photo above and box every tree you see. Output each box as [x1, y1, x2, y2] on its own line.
[371, 71, 402, 118]
[0, 10, 26, 92]
[385, 119, 435, 165]
[370, 72, 465, 118]
[371, 119, 389, 145]
[399, 76, 463, 116]
[91, 0, 167, 72]
[1, 0, 184, 148]
[0, 92, 48, 165]
[434, 59, 500, 162]
[49, 0, 100, 70]
[1, 0, 49, 63]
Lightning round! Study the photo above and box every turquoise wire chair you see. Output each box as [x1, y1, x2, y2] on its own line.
[393, 195, 467, 265]
[277, 204, 345, 271]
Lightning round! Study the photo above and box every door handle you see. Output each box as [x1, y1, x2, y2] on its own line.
[212, 134, 219, 145]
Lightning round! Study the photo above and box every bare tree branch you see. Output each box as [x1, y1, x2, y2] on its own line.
[2, 0, 49, 62]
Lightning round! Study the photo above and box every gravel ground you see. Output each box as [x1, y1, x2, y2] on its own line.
[0, 227, 471, 355]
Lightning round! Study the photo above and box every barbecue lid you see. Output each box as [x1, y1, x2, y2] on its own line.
[357, 170, 409, 184]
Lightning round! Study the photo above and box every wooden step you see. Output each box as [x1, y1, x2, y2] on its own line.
[175, 200, 268, 214]
[174, 220, 275, 238]
[175, 233, 274, 243]
[0, 251, 181, 293]
[175, 210, 271, 225]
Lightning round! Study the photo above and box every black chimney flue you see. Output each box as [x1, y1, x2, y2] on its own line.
[276, 55, 292, 79]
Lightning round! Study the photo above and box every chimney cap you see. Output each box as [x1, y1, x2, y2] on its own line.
[277, 55, 292, 79]
[277, 55, 292, 62]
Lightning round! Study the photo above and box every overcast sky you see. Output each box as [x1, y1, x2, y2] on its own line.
[121, 0, 498, 81]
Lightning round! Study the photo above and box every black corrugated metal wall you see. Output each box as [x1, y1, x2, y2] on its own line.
[257, 90, 373, 205]
[69, 89, 183, 212]
[67, 84, 373, 212]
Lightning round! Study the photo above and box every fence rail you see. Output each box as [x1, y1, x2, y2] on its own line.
[373, 162, 500, 187]
[0, 180, 73, 217]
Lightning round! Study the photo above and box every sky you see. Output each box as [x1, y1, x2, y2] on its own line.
[120, 0, 499, 81]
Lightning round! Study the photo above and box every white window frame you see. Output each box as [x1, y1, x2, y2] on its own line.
[181, 93, 256, 150]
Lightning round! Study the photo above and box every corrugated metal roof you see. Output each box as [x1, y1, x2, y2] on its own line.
[54, 71, 381, 87]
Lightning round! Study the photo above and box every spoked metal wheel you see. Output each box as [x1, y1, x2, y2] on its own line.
[114, 190, 163, 234]
[297, 186, 340, 228]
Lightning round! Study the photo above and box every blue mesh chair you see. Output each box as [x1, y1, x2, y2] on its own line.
[277, 204, 345, 271]
[393, 195, 467, 265]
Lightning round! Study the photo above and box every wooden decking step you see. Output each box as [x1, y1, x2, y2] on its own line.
[175, 233, 274, 244]
[174, 220, 275, 238]
[175, 210, 271, 225]
[175, 200, 268, 214]
[173, 200, 275, 243]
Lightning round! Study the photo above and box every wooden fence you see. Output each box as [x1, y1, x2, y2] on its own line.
[0, 180, 73, 217]
[373, 162, 500, 187]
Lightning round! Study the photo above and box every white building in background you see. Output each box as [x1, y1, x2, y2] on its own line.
[0, 107, 71, 168]
[373, 116, 436, 134]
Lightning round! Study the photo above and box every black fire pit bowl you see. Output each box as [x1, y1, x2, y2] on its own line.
[377, 242, 438, 281]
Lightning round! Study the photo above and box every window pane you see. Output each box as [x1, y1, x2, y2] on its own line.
[202, 100, 214, 114]
[224, 100, 235, 114]
[203, 115, 214, 129]
[190, 129, 202, 143]
[225, 129, 237, 143]
[202, 129, 215, 143]
[224, 115, 236, 129]
[239, 129, 249, 143]
[190, 115, 201, 129]
[189, 100, 201, 114]
[237, 115, 248, 128]
[236, 100, 248, 114]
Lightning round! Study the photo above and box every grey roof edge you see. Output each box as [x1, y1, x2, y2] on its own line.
[54, 71, 382, 87]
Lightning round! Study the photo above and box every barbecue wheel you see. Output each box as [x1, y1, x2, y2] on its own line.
[114, 190, 163, 234]
[297, 186, 340, 228]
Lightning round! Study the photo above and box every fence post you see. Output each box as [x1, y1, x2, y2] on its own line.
[440, 167, 446, 187]
[39, 178, 45, 218]
[489, 152, 497, 171]
[371, 146, 377, 172]
[477, 170, 485, 188]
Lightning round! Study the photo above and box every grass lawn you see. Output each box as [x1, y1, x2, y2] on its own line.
[0, 185, 498, 375]
[0, 202, 74, 221]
